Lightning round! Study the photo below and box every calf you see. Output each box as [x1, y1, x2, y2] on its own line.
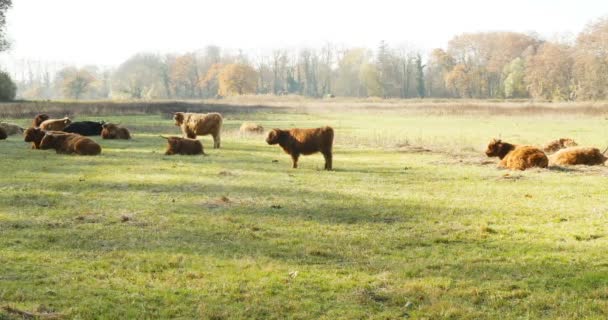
[63, 121, 104, 136]
[101, 123, 131, 139]
[485, 138, 548, 170]
[39, 132, 101, 155]
[161, 136, 204, 155]
[266, 126, 334, 170]
[40, 117, 72, 131]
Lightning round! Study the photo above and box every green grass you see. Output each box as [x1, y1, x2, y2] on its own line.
[1, 105, 608, 319]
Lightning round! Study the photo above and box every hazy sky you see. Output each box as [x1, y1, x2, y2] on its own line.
[2, 0, 607, 66]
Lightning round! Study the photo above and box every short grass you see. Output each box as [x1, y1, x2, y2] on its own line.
[1, 104, 608, 319]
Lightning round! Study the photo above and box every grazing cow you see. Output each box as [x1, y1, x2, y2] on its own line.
[39, 132, 101, 155]
[63, 121, 104, 136]
[32, 114, 50, 127]
[39, 117, 72, 131]
[0, 122, 25, 135]
[549, 147, 607, 166]
[485, 138, 548, 170]
[266, 126, 334, 170]
[240, 122, 264, 134]
[101, 123, 131, 139]
[0, 127, 6, 140]
[173, 112, 222, 148]
[23, 127, 64, 149]
[161, 136, 204, 155]
[542, 138, 578, 154]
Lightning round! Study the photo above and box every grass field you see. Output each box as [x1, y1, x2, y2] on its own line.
[1, 100, 608, 319]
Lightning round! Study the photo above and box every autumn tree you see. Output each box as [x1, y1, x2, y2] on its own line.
[218, 64, 257, 96]
[200, 63, 224, 97]
[170, 53, 201, 98]
[573, 17, 608, 100]
[525, 43, 573, 100]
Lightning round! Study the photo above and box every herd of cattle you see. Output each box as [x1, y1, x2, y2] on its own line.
[1, 111, 607, 171]
[0, 111, 335, 170]
[485, 137, 607, 170]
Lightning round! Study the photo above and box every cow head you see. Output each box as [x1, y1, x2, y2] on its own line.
[266, 129, 286, 145]
[33, 114, 50, 127]
[173, 112, 184, 126]
[485, 138, 513, 159]
[24, 127, 43, 143]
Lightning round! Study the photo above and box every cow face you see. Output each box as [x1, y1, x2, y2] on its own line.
[485, 139, 507, 157]
[24, 127, 42, 143]
[265, 129, 284, 145]
[173, 113, 184, 126]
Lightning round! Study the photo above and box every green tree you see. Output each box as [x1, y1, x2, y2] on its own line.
[415, 54, 426, 98]
[0, 70, 16, 100]
[503, 58, 526, 98]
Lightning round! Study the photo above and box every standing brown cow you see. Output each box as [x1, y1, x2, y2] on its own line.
[173, 112, 222, 148]
[266, 126, 334, 170]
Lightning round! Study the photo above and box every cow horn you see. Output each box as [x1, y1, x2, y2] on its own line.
[159, 135, 169, 139]
[602, 145, 608, 155]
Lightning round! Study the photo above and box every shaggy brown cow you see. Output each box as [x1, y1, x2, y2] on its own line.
[549, 147, 607, 166]
[485, 138, 548, 170]
[32, 114, 50, 127]
[39, 132, 101, 155]
[266, 126, 334, 170]
[0, 122, 25, 135]
[0, 127, 6, 140]
[161, 136, 204, 155]
[240, 122, 264, 134]
[23, 127, 64, 149]
[542, 138, 578, 153]
[39, 117, 72, 131]
[173, 112, 222, 148]
[101, 123, 131, 139]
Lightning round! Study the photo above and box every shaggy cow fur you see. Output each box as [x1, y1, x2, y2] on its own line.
[161, 136, 204, 155]
[266, 126, 334, 170]
[0, 127, 6, 140]
[485, 138, 548, 170]
[101, 123, 131, 139]
[33, 114, 50, 127]
[24, 127, 66, 149]
[542, 138, 578, 154]
[173, 112, 222, 148]
[240, 122, 264, 134]
[0, 122, 25, 135]
[549, 147, 607, 166]
[63, 121, 104, 136]
[39, 117, 72, 131]
[39, 132, 101, 155]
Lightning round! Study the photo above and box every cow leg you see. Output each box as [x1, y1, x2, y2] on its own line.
[323, 152, 332, 170]
[291, 153, 300, 168]
[213, 134, 221, 149]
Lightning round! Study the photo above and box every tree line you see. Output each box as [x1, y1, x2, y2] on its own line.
[10, 16, 608, 101]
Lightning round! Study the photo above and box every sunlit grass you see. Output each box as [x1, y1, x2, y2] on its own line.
[1, 107, 608, 319]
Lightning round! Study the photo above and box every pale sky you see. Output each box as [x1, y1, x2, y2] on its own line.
[2, 0, 608, 67]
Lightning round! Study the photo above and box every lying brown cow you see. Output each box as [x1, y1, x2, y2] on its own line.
[173, 112, 222, 148]
[266, 126, 334, 170]
[40, 117, 72, 131]
[101, 123, 131, 139]
[39, 132, 101, 155]
[161, 136, 204, 155]
[549, 147, 607, 166]
[24, 127, 64, 149]
[33, 114, 50, 127]
[485, 138, 548, 170]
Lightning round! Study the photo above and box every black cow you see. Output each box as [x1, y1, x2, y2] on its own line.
[62, 121, 104, 136]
